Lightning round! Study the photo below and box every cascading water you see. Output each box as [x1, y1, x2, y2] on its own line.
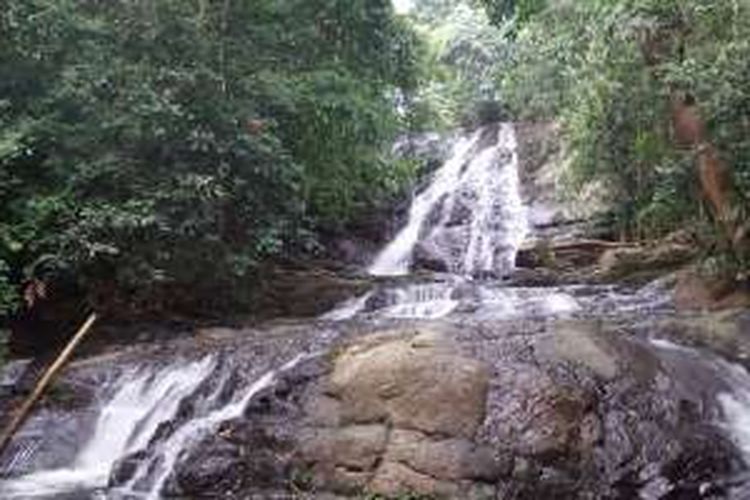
[339, 120, 750, 495]
[369, 124, 527, 277]
[0, 354, 307, 499]
[1, 357, 216, 498]
[649, 339, 750, 471]
[125, 354, 306, 500]
[2, 119, 750, 500]
[369, 131, 480, 276]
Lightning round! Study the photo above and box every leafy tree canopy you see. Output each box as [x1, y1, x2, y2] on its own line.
[475, 0, 749, 272]
[0, 0, 420, 316]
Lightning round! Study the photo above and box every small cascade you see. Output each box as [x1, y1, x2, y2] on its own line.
[474, 286, 581, 319]
[320, 292, 373, 321]
[370, 123, 528, 277]
[2, 357, 216, 498]
[125, 354, 306, 499]
[369, 131, 481, 276]
[376, 282, 460, 319]
[0, 354, 308, 499]
[719, 370, 750, 462]
[463, 126, 527, 276]
[649, 339, 750, 465]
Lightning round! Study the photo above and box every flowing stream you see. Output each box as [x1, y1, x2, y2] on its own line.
[2, 358, 216, 498]
[1, 123, 749, 499]
[370, 124, 527, 277]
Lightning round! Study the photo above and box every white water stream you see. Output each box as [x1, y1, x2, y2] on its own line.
[650, 338, 750, 465]
[125, 354, 305, 500]
[2, 122, 749, 499]
[2, 357, 216, 498]
[1, 355, 306, 499]
[370, 124, 527, 277]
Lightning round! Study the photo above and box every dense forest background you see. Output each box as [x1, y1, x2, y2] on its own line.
[1, 0, 748, 339]
[0, 0, 421, 320]
[412, 0, 748, 265]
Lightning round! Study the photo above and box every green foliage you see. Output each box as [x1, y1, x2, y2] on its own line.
[405, 0, 509, 130]
[0, 260, 18, 316]
[490, 0, 750, 244]
[479, 0, 548, 26]
[0, 0, 419, 314]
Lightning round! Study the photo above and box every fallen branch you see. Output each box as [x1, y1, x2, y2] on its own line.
[0, 312, 98, 456]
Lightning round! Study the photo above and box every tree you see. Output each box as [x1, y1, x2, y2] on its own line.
[488, 0, 749, 275]
[0, 0, 420, 316]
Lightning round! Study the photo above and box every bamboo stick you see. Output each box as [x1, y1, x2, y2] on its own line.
[0, 312, 98, 456]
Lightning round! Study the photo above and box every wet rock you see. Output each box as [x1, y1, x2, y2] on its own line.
[110, 450, 147, 486]
[153, 319, 747, 500]
[174, 439, 239, 494]
[446, 196, 475, 227]
[298, 425, 388, 472]
[254, 266, 372, 318]
[383, 429, 502, 481]
[303, 394, 342, 427]
[327, 330, 489, 437]
[173, 421, 296, 497]
[536, 320, 620, 381]
[599, 242, 696, 283]
[674, 268, 750, 311]
[485, 363, 596, 460]
[295, 329, 497, 498]
[651, 309, 750, 363]
[412, 241, 451, 273]
[369, 461, 461, 498]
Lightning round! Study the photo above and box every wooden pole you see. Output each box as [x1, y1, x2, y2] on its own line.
[0, 312, 98, 456]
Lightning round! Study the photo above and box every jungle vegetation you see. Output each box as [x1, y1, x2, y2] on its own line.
[417, 0, 748, 277]
[1, 0, 748, 347]
[0, 0, 421, 318]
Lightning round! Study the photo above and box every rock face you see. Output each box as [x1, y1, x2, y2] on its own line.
[253, 265, 372, 318]
[299, 330, 496, 498]
[162, 322, 743, 499]
[327, 331, 488, 436]
[598, 240, 697, 283]
[673, 267, 750, 311]
[514, 234, 699, 287]
[515, 121, 613, 245]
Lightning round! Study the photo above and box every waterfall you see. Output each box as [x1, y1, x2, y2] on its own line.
[126, 354, 306, 500]
[0, 355, 306, 499]
[2, 357, 216, 498]
[369, 123, 528, 277]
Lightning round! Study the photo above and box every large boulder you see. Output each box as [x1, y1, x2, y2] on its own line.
[298, 330, 499, 498]
[327, 330, 489, 437]
[158, 321, 744, 500]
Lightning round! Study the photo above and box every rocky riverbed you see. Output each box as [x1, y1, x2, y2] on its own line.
[1, 122, 749, 499]
[1, 276, 749, 499]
